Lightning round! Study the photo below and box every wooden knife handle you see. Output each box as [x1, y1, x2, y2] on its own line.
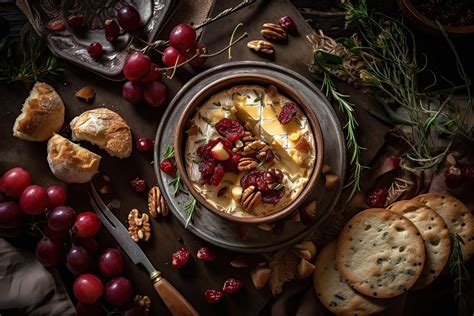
[153, 276, 199, 316]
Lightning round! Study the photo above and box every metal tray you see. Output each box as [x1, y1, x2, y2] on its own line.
[153, 61, 346, 253]
[16, 0, 177, 79]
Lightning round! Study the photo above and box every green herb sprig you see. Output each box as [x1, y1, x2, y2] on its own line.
[449, 233, 470, 310]
[184, 198, 197, 228]
[162, 145, 175, 159]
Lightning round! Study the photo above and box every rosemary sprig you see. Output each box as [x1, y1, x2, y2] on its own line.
[162, 145, 175, 159]
[169, 171, 181, 196]
[184, 198, 197, 228]
[449, 233, 470, 310]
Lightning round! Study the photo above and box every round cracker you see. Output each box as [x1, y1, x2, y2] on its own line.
[412, 193, 474, 262]
[388, 200, 450, 289]
[336, 208, 425, 298]
[314, 241, 389, 315]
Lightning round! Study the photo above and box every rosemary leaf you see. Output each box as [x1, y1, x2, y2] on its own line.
[169, 171, 181, 196]
[184, 198, 197, 228]
[449, 233, 470, 310]
[162, 145, 175, 159]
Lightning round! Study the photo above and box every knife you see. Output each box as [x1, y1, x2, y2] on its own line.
[89, 184, 199, 316]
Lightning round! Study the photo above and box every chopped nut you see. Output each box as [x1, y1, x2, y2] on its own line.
[241, 131, 255, 142]
[128, 209, 151, 242]
[230, 257, 249, 268]
[257, 223, 274, 231]
[324, 173, 340, 191]
[289, 210, 301, 221]
[231, 186, 243, 202]
[446, 153, 457, 166]
[134, 295, 151, 314]
[247, 40, 275, 54]
[301, 200, 317, 223]
[251, 266, 272, 289]
[75, 86, 96, 102]
[293, 241, 317, 261]
[238, 157, 259, 171]
[235, 140, 244, 148]
[322, 164, 332, 175]
[148, 186, 168, 218]
[99, 184, 112, 194]
[240, 186, 262, 211]
[261, 23, 287, 41]
[242, 139, 269, 160]
[297, 258, 315, 278]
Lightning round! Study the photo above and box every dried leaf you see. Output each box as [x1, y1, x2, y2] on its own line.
[268, 248, 298, 295]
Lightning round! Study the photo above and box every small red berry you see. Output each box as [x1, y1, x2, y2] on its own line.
[67, 15, 84, 30]
[129, 177, 146, 192]
[223, 278, 243, 293]
[279, 16, 297, 33]
[104, 19, 120, 42]
[136, 137, 154, 152]
[196, 247, 216, 262]
[171, 248, 190, 269]
[88, 42, 103, 59]
[204, 290, 223, 303]
[160, 159, 177, 176]
[278, 103, 297, 125]
[365, 187, 388, 208]
[445, 166, 464, 187]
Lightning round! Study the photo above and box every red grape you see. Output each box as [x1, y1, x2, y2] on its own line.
[48, 206, 76, 231]
[75, 302, 102, 316]
[67, 15, 84, 30]
[75, 237, 99, 255]
[46, 185, 67, 209]
[117, 5, 141, 32]
[104, 277, 133, 306]
[0, 201, 23, 229]
[186, 42, 207, 67]
[98, 248, 124, 278]
[36, 238, 60, 267]
[141, 63, 162, 83]
[67, 245, 94, 275]
[162, 46, 186, 68]
[1, 167, 32, 198]
[73, 274, 104, 304]
[19, 185, 48, 214]
[74, 212, 101, 238]
[88, 42, 103, 59]
[143, 81, 167, 108]
[169, 23, 196, 51]
[135, 137, 154, 151]
[123, 81, 144, 104]
[123, 52, 151, 81]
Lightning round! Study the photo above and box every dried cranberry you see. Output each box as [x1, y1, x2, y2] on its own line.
[104, 19, 120, 42]
[198, 159, 216, 185]
[269, 167, 284, 182]
[130, 177, 146, 192]
[196, 247, 216, 262]
[445, 166, 465, 187]
[223, 278, 243, 293]
[278, 103, 297, 125]
[223, 153, 241, 173]
[215, 118, 244, 141]
[204, 290, 223, 303]
[136, 137, 154, 151]
[171, 247, 190, 269]
[197, 139, 220, 159]
[279, 16, 297, 33]
[365, 187, 388, 208]
[210, 164, 225, 186]
[160, 158, 177, 176]
[261, 187, 285, 204]
[265, 150, 274, 162]
[241, 171, 270, 192]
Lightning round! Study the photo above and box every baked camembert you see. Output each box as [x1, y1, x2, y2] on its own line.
[185, 85, 316, 217]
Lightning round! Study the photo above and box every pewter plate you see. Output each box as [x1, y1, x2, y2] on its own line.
[153, 61, 346, 253]
[17, 0, 176, 79]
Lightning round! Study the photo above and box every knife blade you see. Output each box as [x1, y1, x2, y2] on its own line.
[89, 184, 199, 316]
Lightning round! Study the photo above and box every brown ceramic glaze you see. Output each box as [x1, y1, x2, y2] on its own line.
[174, 74, 324, 224]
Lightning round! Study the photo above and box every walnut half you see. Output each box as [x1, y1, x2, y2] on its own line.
[128, 209, 151, 242]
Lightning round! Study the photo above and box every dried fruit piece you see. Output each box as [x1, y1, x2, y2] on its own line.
[278, 103, 297, 125]
[130, 177, 146, 192]
[160, 159, 177, 176]
[46, 19, 65, 32]
[215, 118, 244, 141]
[261, 188, 285, 204]
[171, 248, 190, 269]
[241, 171, 270, 192]
[279, 16, 297, 33]
[295, 136, 310, 152]
[210, 164, 225, 186]
[223, 278, 243, 293]
[67, 15, 84, 30]
[198, 159, 216, 185]
[365, 187, 388, 208]
[250, 266, 272, 290]
[104, 19, 120, 42]
[297, 258, 315, 278]
[204, 290, 223, 303]
[75, 86, 96, 102]
[210, 142, 231, 161]
[444, 165, 464, 187]
[197, 247, 216, 262]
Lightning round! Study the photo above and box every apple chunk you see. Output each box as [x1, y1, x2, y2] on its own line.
[211, 142, 230, 161]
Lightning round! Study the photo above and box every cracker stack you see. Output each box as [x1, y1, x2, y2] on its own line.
[313, 193, 473, 314]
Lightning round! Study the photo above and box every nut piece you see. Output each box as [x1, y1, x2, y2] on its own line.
[247, 40, 275, 54]
[128, 209, 151, 242]
[231, 186, 243, 202]
[324, 173, 340, 191]
[293, 240, 317, 261]
[297, 258, 315, 279]
[322, 164, 332, 175]
[134, 295, 151, 314]
[230, 256, 249, 268]
[75, 86, 96, 102]
[251, 266, 272, 290]
[301, 200, 317, 223]
[257, 223, 274, 231]
[241, 131, 255, 142]
[240, 186, 262, 211]
[238, 157, 259, 171]
[261, 23, 287, 41]
[242, 140, 269, 160]
[148, 186, 168, 217]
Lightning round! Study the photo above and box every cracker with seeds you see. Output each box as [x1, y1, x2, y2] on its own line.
[388, 200, 450, 289]
[314, 241, 389, 315]
[336, 208, 425, 298]
[412, 193, 474, 263]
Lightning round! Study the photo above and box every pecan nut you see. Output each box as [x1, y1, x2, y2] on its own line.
[247, 40, 275, 54]
[238, 157, 259, 171]
[128, 209, 151, 242]
[240, 186, 262, 211]
[261, 22, 287, 41]
[148, 186, 168, 217]
[241, 131, 255, 142]
[242, 140, 269, 158]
